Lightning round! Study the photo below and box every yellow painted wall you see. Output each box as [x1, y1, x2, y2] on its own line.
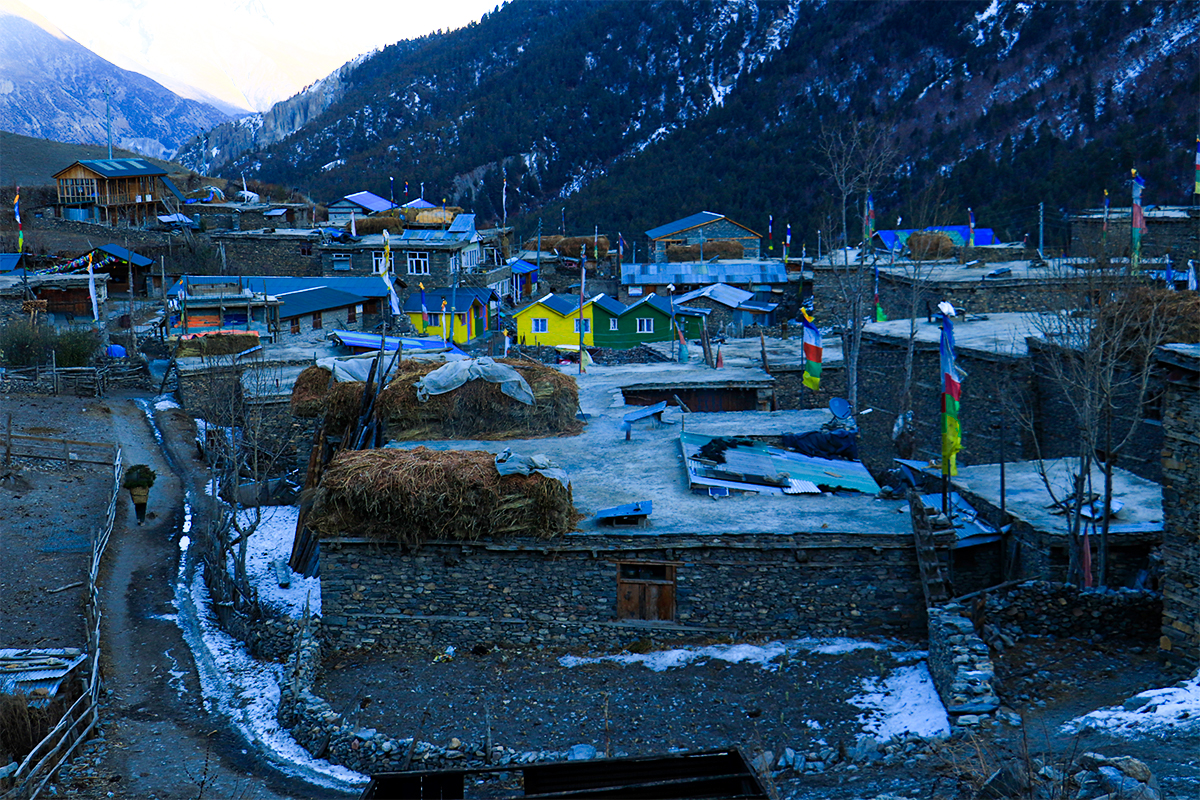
[406, 309, 474, 343]
[512, 303, 595, 346]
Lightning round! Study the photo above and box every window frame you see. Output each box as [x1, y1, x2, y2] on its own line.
[531, 318, 548, 334]
[331, 253, 351, 271]
[406, 250, 431, 276]
[574, 318, 590, 334]
[636, 317, 654, 334]
[609, 317, 619, 331]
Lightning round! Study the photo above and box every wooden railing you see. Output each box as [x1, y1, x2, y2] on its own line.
[0, 446, 121, 799]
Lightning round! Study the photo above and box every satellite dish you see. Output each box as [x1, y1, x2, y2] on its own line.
[829, 397, 852, 419]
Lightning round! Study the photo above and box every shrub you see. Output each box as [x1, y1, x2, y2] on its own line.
[123, 464, 157, 490]
[0, 320, 55, 366]
[54, 327, 101, 367]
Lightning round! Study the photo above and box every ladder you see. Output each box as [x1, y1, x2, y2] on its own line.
[908, 489, 950, 606]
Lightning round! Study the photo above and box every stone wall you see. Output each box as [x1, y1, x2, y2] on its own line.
[875, 273, 1077, 320]
[770, 365, 846, 412]
[974, 581, 1161, 649]
[319, 532, 927, 653]
[1072, 215, 1200, 262]
[856, 333, 1033, 475]
[1157, 347, 1200, 667]
[210, 233, 324, 276]
[652, 219, 759, 262]
[926, 603, 998, 731]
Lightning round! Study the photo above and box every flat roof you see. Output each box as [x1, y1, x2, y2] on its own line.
[863, 312, 1038, 358]
[644, 333, 844, 371]
[948, 458, 1162, 536]
[384, 361, 908, 537]
[876, 258, 1092, 285]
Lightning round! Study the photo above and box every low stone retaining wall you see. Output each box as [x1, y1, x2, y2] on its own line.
[926, 603, 999, 730]
[975, 581, 1161, 650]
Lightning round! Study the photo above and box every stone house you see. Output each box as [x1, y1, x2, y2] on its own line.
[0, 271, 109, 326]
[208, 228, 328, 277]
[187, 202, 310, 231]
[619, 259, 791, 304]
[1156, 343, 1200, 667]
[1071, 206, 1200, 262]
[327, 191, 395, 225]
[675, 283, 780, 334]
[275, 286, 370, 343]
[645, 212, 762, 263]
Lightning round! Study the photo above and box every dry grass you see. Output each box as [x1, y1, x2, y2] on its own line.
[1095, 286, 1200, 363]
[290, 365, 334, 417]
[347, 216, 405, 235]
[0, 693, 51, 758]
[175, 332, 260, 358]
[524, 235, 609, 259]
[299, 358, 582, 440]
[909, 231, 955, 259]
[307, 448, 577, 544]
[667, 240, 744, 262]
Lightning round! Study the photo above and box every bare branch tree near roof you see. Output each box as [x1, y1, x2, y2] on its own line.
[817, 119, 899, 412]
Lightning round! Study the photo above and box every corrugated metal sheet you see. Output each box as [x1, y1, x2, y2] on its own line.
[341, 191, 394, 213]
[621, 260, 788, 286]
[645, 211, 724, 240]
[64, 158, 165, 178]
[681, 432, 880, 495]
[675, 283, 754, 308]
[0, 648, 86, 707]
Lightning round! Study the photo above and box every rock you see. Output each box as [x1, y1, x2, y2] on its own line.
[1098, 766, 1159, 800]
[1103, 756, 1154, 785]
[568, 744, 597, 761]
[448, 737, 462, 749]
[750, 751, 774, 775]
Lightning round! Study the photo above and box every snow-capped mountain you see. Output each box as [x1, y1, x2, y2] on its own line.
[0, 0, 230, 159]
[184, 0, 1200, 242]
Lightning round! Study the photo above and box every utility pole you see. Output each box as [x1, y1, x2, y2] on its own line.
[1038, 202, 1045, 259]
[536, 218, 542, 298]
[449, 252, 459, 344]
[105, 84, 112, 160]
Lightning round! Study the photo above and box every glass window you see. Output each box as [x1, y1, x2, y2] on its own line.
[574, 318, 590, 334]
[531, 318, 548, 333]
[637, 318, 654, 333]
[609, 318, 619, 331]
[407, 251, 430, 275]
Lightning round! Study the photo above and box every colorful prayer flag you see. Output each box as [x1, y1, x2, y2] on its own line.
[874, 261, 887, 322]
[785, 223, 791, 262]
[967, 207, 975, 247]
[940, 311, 962, 476]
[768, 215, 774, 255]
[14, 186, 22, 254]
[1194, 138, 1199, 195]
[1131, 169, 1147, 273]
[381, 271, 401, 316]
[1187, 260, 1197, 291]
[419, 282, 429, 326]
[801, 308, 822, 391]
[865, 194, 876, 244]
[86, 253, 99, 322]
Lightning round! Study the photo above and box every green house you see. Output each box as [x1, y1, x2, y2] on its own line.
[596, 293, 706, 349]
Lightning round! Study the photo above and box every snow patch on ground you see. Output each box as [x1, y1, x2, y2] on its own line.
[560, 637, 907, 672]
[849, 663, 950, 741]
[154, 395, 180, 411]
[1063, 669, 1200, 737]
[184, 568, 364, 787]
[238, 505, 320, 618]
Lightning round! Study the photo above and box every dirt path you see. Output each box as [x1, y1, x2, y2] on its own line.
[51, 394, 342, 800]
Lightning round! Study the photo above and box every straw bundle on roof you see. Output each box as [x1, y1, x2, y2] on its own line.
[666, 240, 743, 262]
[908, 232, 955, 259]
[348, 216, 405, 235]
[307, 447, 576, 544]
[291, 365, 333, 417]
[175, 332, 260, 358]
[378, 359, 581, 440]
[1095, 286, 1200, 365]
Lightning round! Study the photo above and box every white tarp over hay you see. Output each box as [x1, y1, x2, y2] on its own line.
[415, 357, 535, 405]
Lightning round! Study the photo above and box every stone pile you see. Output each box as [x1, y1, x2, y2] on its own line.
[927, 603, 1000, 729]
[978, 752, 1161, 800]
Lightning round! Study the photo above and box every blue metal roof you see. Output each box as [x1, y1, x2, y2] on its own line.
[447, 214, 476, 233]
[338, 191, 394, 213]
[592, 294, 626, 316]
[401, 286, 497, 313]
[0, 253, 22, 271]
[874, 227, 998, 250]
[510, 259, 539, 275]
[645, 212, 724, 240]
[328, 329, 465, 354]
[277, 287, 366, 319]
[621, 260, 788, 286]
[160, 176, 185, 202]
[97, 244, 153, 268]
[401, 197, 437, 208]
[56, 158, 166, 178]
[169, 275, 393, 299]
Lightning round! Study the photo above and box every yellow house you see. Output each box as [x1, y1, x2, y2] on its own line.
[402, 286, 497, 344]
[512, 293, 614, 347]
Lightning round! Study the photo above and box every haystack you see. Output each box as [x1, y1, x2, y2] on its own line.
[175, 332, 260, 358]
[908, 232, 955, 260]
[667, 240, 743, 262]
[295, 358, 581, 440]
[1095, 287, 1200, 365]
[379, 358, 580, 440]
[306, 448, 576, 544]
[290, 365, 333, 417]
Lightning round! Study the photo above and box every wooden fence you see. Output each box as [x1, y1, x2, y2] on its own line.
[0, 445, 121, 799]
[1, 361, 149, 397]
[3, 421, 119, 471]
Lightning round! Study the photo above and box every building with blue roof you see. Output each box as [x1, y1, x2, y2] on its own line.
[52, 158, 184, 226]
[400, 286, 499, 344]
[645, 212, 762, 263]
[619, 259, 790, 303]
[327, 191, 396, 224]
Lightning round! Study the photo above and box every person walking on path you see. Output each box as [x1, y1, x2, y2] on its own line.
[123, 463, 156, 525]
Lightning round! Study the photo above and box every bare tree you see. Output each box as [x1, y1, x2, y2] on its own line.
[1025, 253, 1171, 586]
[817, 119, 899, 411]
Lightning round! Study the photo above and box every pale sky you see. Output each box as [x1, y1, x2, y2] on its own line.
[20, 0, 499, 112]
